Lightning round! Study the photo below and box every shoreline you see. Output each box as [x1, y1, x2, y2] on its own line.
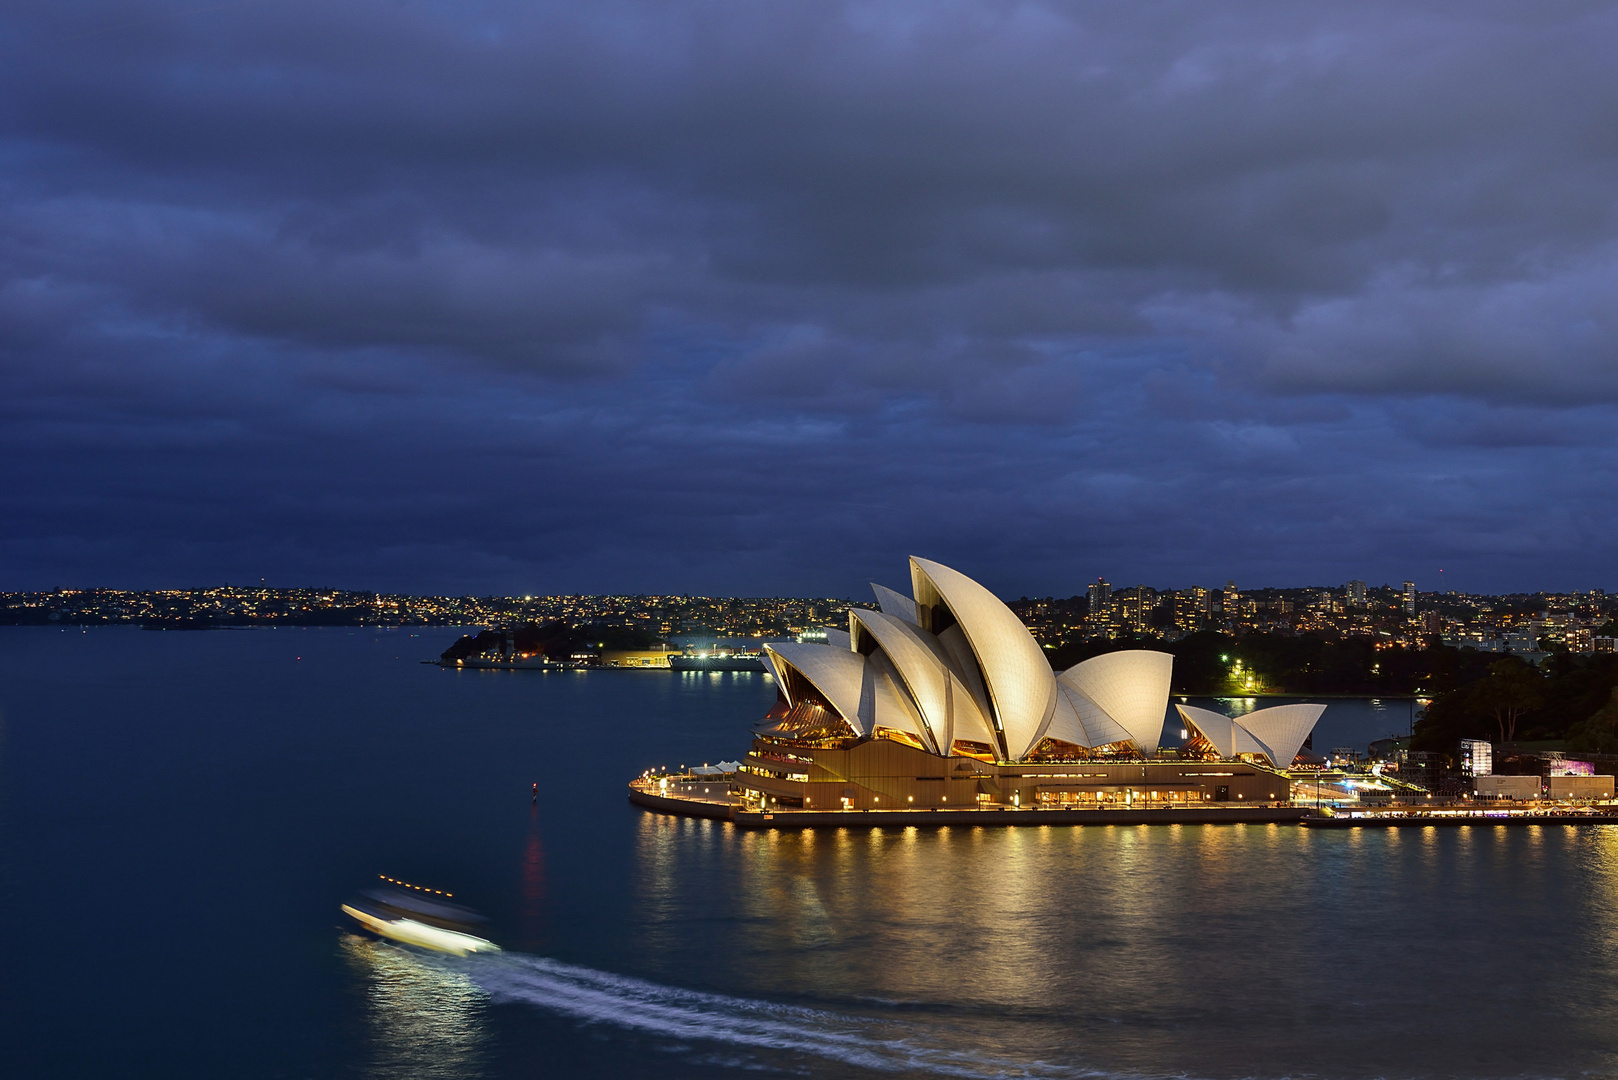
[1301, 812, 1618, 827]
[629, 786, 1312, 828]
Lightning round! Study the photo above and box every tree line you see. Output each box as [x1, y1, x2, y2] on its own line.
[1050, 630, 1618, 754]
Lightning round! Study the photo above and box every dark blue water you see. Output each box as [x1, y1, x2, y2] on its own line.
[2, 627, 1614, 1079]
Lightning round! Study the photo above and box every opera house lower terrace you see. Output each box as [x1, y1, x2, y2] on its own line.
[628, 557, 1329, 827]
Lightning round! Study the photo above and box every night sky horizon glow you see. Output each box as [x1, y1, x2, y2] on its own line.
[5, 1, 1618, 599]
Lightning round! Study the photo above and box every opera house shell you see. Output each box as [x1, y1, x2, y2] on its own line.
[761, 557, 1174, 760]
[1175, 704, 1328, 771]
[730, 558, 1324, 813]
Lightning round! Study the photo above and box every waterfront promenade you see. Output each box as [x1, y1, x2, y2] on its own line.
[629, 777, 1311, 827]
[630, 776, 1618, 829]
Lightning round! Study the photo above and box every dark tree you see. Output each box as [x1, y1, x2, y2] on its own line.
[1470, 659, 1545, 744]
[1568, 687, 1618, 753]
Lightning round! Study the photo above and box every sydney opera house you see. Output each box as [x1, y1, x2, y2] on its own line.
[635, 558, 1326, 820]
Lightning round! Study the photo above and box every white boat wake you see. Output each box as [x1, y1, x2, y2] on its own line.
[443, 950, 1084, 1078]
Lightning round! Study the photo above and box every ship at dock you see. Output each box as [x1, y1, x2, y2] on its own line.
[668, 652, 766, 672]
[444, 654, 576, 670]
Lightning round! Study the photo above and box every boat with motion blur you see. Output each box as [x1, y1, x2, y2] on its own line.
[341, 879, 500, 956]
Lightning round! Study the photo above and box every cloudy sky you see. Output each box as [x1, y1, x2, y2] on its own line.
[4, 0, 1618, 598]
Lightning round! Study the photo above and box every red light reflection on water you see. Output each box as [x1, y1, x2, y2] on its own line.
[518, 804, 547, 949]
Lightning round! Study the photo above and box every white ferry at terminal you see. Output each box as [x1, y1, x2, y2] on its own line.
[668, 650, 767, 672]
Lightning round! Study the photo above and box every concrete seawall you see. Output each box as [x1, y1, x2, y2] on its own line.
[629, 787, 1311, 828]
[1301, 812, 1618, 828]
[627, 788, 737, 821]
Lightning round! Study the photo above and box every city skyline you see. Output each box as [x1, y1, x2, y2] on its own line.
[10, 575, 1614, 660]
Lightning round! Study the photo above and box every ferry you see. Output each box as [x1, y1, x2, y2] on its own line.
[341, 881, 500, 956]
[668, 651, 766, 672]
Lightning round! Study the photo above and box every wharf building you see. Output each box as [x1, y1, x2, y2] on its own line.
[697, 558, 1327, 816]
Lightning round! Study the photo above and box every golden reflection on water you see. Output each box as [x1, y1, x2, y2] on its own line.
[1586, 827, 1618, 970]
[339, 934, 489, 1080]
[623, 815, 1618, 1076]
[635, 815, 1339, 1010]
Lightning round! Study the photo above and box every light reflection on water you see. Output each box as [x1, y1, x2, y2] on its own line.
[340, 934, 490, 1080]
[622, 816, 1618, 1079]
[341, 804, 1618, 1079]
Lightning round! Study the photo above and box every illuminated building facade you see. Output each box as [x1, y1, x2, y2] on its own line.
[730, 558, 1321, 812]
[1459, 738, 1492, 777]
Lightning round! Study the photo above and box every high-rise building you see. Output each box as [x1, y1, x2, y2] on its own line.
[1460, 739, 1492, 777]
[1113, 586, 1155, 629]
[1087, 579, 1111, 615]
[1173, 587, 1209, 631]
[1222, 580, 1239, 616]
[1403, 581, 1417, 617]
[1346, 580, 1367, 607]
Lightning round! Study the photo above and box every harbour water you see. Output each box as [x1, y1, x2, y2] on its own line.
[1, 626, 1613, 1079]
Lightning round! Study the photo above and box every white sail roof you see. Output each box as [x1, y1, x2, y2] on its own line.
[864, 650, 932, 743]
[936, 623, 995, 744]
[910, 557, 1057, 760]
[764, 643, 867, 732]
[1236, 704, 1327, 769]
[1046, 680, 1135, 748]
[1056, 650, 1174, 753]
[1175, 705, 1269, 759]
[1044, 683, 1091, 747]
[762, 642, 924, 741]
[849, 607, 995, 755]
[757, 560, 1193, 764]
[1175, 703, 1325, 767]
[870, 583, 920, 625]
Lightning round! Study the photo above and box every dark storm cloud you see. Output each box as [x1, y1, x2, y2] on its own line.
[4, 0, 1618, 592]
